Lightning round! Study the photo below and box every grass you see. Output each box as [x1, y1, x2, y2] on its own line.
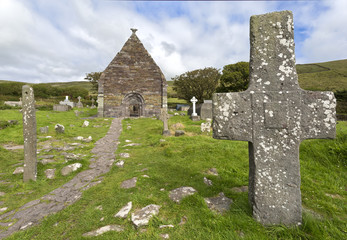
[1, 110, 345, 239]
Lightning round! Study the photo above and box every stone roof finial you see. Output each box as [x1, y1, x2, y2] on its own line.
[131, 28, 138, 34]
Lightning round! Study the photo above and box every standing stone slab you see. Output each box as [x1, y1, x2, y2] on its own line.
[213, 11, 336, 226]
[160, 108, 170, 136]
[22, 85, 37, 182]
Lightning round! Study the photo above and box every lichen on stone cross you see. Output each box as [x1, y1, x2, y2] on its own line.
[212, 10, 336, 226]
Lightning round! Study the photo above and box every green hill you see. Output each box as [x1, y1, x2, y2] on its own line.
[297, 59, 347, 91]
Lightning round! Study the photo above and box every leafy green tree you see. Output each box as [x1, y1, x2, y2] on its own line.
[217, 62, 249, 92]
[85, 72, 102, 92]
[172, 67, 220, 103]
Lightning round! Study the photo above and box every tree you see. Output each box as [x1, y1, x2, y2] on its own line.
[172, 67, 220, 103]
[85, 72, 102, 92]
[217, 62, 249, 93]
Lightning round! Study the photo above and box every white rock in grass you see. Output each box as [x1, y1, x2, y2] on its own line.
[169, 187, 197, 203]
[61, 163, 82, 176]
[13, 167, 24, 175]
[82, 120, 89, 127]
[131, 204, 161, 227]
[0, 207, 8, 213]
[115, 160, 124, 168]
[82, 225, 124, 237]
[114, 201, 132, 218]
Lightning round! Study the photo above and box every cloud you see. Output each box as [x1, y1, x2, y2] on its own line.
[0, 0, 345, 83]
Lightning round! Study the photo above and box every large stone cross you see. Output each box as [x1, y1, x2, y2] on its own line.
[213, 11, 336, 226]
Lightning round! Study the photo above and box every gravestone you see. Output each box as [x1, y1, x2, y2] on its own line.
[76, 96, 83, 108]
[190, 96, 199, 121]
[22, 85, 37, 182]
[200, 100, 213, 120]
[91, 98, 96, 108]
[53, 104, 70, 111]
[160, 108, 170, 136]
[59, 96, 74, 108]
[213, 11, 336, 226]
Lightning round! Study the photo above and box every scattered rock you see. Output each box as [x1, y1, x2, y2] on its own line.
[142, 175, 150, 178]
[231, 186, 248, 193]
[82, 120, 89, 127]
[159, 139, 166, 143]
[119, 153, 130, 158]
[325, 193, 343, 199]
[179, 216, 187, 225]
[61, 163, 82, 176]
[40, 126, 49, 134]
[74, 136, 84, 141]
[0, 192, 5, 197]
[55, 124, 65, 134]
[120, 177, 137, 189]
[64, 153, 81, 161]
[13, 167, 24, 175]
[159, 225, 174, 229]
[125, 140, 132, 143]
[160, 188, 165, 191]
[83, 136, 93, 143]
[45, 136, 52, 139]
[115, 160, 124, 168]
[20, 222, 33, 230]
[204, 192, 233, 214]
[169, 187, 197, 203]
[114, 201, 132, 218]
[206, 168, 218, 176]
[40, 159, 55, 165]
[93, 125, 101, 128]
[0, 207, 8, 213]
[2, 145, 24, 150]
[127, 126, 132, 130]
[95, 205, 103, 211]
[82, 225, 124, 237]
[123, 143, 140, 147]
[175, 130, 185, 136]
[203, 177, 213, 186]
[160, 233, 170, 239]
[38, 155, 54, 159]
[131, 204, 161, 227]
[44, 169, 56, 179]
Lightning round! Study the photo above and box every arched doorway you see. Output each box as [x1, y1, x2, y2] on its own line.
[122, 93, 145, 117]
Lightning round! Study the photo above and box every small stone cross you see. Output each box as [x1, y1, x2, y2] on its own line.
[190, 96, 198, 117]
[160, 108, 170, 136]
[77, 96, 81, 102]
[65, 96, 69, 101]
[213, 11, 336, 226]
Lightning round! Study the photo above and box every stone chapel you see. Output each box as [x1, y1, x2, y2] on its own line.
[97, 29, 167, 117]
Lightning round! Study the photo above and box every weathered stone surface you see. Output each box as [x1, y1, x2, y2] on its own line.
[98, 29, 167, 118]
[160, 233, 170, 239]
[44, 169, 56, 179]
[0, 118, 122, 239]
[169, 187, 197, 203]
[54, 124, 65, 134]
[203, 177, 213, 186]
[204, 192, 233, 214]
[206, 168, 218, 176]
[119, 153, 130, 158]
[120, 177, 137, 189]
[175, 130, 185, 136]
[82, 225, 124, 237]
[13, 167, 24, 175]
[213, 11, 336, 226]
[114, 201, 132, 218]
[76, 96, 83, 108]
[61, 163, 82, 176]
[38, 155, 54, 159]
[231, 186, 248, 193]
[201, 122, 211, 133]
[123, 143, 140, 147]
[22, 85, 37, 182]
[200, 100, 213, 120]
[40, 159, 55, 165]
[40, 126, 49, 134]
[131, 204, 161, 227]
[115, 160, 124, 168]
[53, 105, 70, 112]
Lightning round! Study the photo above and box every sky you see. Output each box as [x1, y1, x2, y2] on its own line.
[0, 0, 346, 83]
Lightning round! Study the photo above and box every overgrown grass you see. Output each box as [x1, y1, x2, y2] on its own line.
[2, 112, 345, 239]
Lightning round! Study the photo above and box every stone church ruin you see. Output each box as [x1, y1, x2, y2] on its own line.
[97, 29, 167, 118]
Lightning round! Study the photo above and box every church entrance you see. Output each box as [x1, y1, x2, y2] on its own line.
[122, 93, 145, 117]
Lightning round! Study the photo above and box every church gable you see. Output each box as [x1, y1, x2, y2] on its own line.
[98, 29, 167, 118]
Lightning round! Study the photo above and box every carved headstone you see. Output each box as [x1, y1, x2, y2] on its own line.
[76, 96, 83, 108]
[22, 85, 37, 182]
[213, 11, 336, 226]
[160, 108, 170, 136]
[190, 96, 199, 121]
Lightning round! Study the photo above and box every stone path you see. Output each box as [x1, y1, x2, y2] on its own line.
[0, 118, 122, 239]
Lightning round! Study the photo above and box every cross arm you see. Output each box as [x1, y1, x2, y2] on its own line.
[213, 92, 253, 142]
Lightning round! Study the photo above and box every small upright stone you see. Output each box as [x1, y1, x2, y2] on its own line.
[76, 96, 83, 108]
[22, 85, 37, 182]
[160, 108, 171, 136]
[40, 126, 49, 134]
[55, 124, 65, 134]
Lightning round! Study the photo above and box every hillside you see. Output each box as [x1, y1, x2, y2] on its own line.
[297, 59, 347, 91]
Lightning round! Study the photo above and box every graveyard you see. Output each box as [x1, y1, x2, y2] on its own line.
[0, 9, 346, 240]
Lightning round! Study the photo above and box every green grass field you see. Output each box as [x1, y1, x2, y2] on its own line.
[0, 110, 345, 239]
